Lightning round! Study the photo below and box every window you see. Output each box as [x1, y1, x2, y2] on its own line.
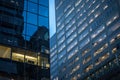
[39, 6, 48, 17]
[39, 16, 48, 28]
[112, 47, 117, 53]
[27, 12, 37, 25]
[92, 33, 106, 47]
[95, 53, 109, 65]
[91, 25, 105, 39]
[67, 32, 77, 44]
[39, 0, 48, 6]
[82, 49, 90, 56]
[58, 36, 65, 46]
[75, 0, 82, 7]
[79, 37, 90, 49]
[78, 28, 89, 41]
[94, 43, 108, 56]
[28, 1, 37, 14]
[83, 56, 91, 64]
[26, 24, 38, 36]
[85, 64, 93, 72]
[0, 45, 11, 59]
[67, 39, 77, 52]
[68, 47, 78, 59]
[30, 0, 38, 3]
[65, 7, 74, 18]
[110, 33, 120, 44]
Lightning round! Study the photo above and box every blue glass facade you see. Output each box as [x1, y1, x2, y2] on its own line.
[0, 0, 50, 79]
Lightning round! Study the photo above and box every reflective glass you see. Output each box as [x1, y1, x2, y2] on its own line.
[28, 1, 38, 14]
[24, 0, 27, 10]
[39, 5, 48, 17]
[39, 16, 48, 28]
[26, 24, 38, 37]
[22, 11, 27, 22]
[39, 0, 48, 6]
[29, 0, 38, 3]
[27, 12, 37, 25]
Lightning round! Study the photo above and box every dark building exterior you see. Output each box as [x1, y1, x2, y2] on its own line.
[50, 0, 120, 80]
[0, 0, 50, 80]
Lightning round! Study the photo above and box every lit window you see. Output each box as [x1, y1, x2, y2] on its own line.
[56, 1, 63, 10]
[95, 53, 109, 65]
[103, 5, 108, 10]
[89, 18, 94, 23]
[65, 7, 74, 18]
[58, 43, 65, 53]
[58, 36, 65, 46]
[75, 0, 82, 7]
[78, 74, 81, 78]
[117, 34, 120, 38]
[102, 0, 105, 2]
[110, 38, 115, 44]
[112, 47, 117, 53]
[67, 40, 77, 52]
[80, 13, 83, 17]
[64, 5, 71, 12]
[85, 65, 93, 72]
[81, 3, 85, 8]
[106, 20, 112, 26]
[96, 4, 100, 9]
[83, 56, 91, 64]
[75, 57, 79, 61]
[86, 0, 89, 3]
[93, 0, 96, 4]
[94, 44, 108, 56]
[82, 49, 90, 56]
[91, 25, 105, 38]
[91, 9, 95, 13]
[67, 33, 77, 44]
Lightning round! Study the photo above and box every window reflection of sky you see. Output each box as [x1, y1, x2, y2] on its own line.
[22, 0, 49, 41]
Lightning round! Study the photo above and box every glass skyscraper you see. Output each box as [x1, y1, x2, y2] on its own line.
[50, 0, 120, 80]
[0, 0, 50, 80]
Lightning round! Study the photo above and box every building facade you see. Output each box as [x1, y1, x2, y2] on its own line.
[50, 0, 120, 80]
[0, 0, 50, 80]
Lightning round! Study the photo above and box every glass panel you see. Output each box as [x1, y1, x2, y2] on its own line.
[26, 24, 38, 37]
[39, 5, 48, 17]
[40, 56, 49, 68]
[28, 1, 38, 14]
[25, 50, 37, 65]
[24, 0, 27, 10]
[27, 12, 37, 25]
[0, 45, 11, 59]
[29, 0, 38, 3]
[39, 0, 48, 6]
[22, 11, 27, 22]
[39, 16, 48, 28]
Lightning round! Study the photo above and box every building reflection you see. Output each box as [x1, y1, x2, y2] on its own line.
[0, 0, 50, 80]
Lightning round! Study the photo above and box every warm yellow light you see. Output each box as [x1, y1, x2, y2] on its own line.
[110, 38, 115, 43]
[26, 56, 37, 60]
[13, 53, 24, 58]
[46, 64, 50, 68]
[117, 34, 120, 38]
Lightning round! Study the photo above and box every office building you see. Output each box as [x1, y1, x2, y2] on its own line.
[50, 34, 58, 80]
[50, 0, 120, 80]
[0, 0, 50, 80]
